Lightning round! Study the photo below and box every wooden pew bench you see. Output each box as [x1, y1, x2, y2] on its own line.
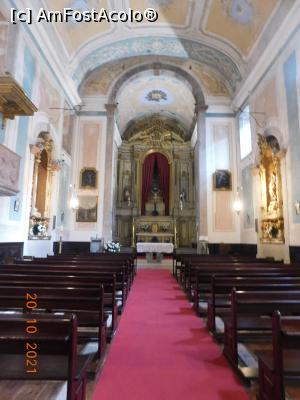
[0, 285, 106, 359]
[176, 256, 280, 285]
[175, 255, 256, 282]
[25, 258, 135, 287]
[0, 264, 128, 310]
[222, 289, 300, 382]
[0, 272, 118, 338]
[47, 253, 137, 275]
[257, 311, 300, 400]
[205, 275, 300, 337]
[191, 266, 300, 306]
[0, 313, 91, 400]
[186, 262, 298, 299]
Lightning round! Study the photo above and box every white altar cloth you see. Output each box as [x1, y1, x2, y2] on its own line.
[136, 242, 174, 254]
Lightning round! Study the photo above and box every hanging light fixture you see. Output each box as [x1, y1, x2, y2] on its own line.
[69, 184, 79, 211]
[233, 187, 243, 215]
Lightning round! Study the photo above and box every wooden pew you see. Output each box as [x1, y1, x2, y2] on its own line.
[257, 311, 300, 400]
[185, 261, 296, 297]
[0, 313, 91, 400]
[48, 253, 137, 274]
[206, 275, 300, 336]
[28, 257, 136, 284]
[18, 259, 133, 293]
[188, 264, 300, 302]
[222, 289, 300, 381]
[0, 264, 128, 309]
[0, 285, 106, 359]
[174, 254, 279, 282]
[0, 273, 118, 337]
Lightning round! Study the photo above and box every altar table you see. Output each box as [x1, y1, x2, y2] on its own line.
[136, 242, 174, 263]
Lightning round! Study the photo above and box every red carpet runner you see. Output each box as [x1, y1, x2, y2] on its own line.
[92, 269, 248, 400]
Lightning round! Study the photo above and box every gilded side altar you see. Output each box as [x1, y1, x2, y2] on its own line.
[258, 134, 285, 244]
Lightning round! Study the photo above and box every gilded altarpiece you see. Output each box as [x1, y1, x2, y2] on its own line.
[115, 118, 196, 247]
[29, 133, 60, 240]
[258, 134, 285, 244]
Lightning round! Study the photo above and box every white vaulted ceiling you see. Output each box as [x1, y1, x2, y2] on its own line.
[115, 72, 196, 135]
[1, 0, 296, 126]
[25, 0, 295, 94]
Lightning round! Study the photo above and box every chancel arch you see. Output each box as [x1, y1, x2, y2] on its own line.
[106, 64, 206, 248]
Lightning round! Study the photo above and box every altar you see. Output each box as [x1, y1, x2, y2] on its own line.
[133, 216, 176, 244]
[136, 242, 174, 263]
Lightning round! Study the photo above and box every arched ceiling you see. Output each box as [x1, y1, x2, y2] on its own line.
[115, 71, 196, 136]
[44, 0, 284, 59]
[80, 56, 230, 98]
[35, 0, 294, 94]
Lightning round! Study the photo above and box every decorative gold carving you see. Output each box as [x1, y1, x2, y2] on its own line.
[29, 134, 54, 239]
[116, 116, 196, 247]
[258, 133, 285, 244]
[124, 116, 186, 146]
[134, 216, 176, 244]
[261, 218, 284, 243]
[0, 75, 37, 122]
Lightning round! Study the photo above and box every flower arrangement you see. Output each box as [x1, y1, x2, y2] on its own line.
[104, 241, 121, 253]
[32, 224, 47, 236]
[140, 223, 151, 232]
[159, 224, 169, 232]
[29, 216, 49, 240]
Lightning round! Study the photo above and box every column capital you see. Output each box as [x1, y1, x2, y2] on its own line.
[105, 103, 118, 114]
[195, 104, 208, 115]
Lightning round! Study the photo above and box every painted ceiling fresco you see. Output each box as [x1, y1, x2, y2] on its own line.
[204, 0, 280, 56]
[81, 56, 230, 98]
[44, 0, 112, 55]
[36, 0, 293, 97]
[116, 73, 196, 134]
[42, 0, 287, 59]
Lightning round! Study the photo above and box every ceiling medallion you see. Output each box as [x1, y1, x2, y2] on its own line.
[145, 90, 168, 103]
[222, 0, 254, 25]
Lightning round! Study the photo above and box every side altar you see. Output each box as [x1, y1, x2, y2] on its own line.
[132, 216, 177, 247]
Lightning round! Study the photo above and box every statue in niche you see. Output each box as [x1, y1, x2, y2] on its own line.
[269, 171, 278, 203]
[267, 160, 280, 215]
[180, 171, 189, 202]
[122, 170, 132, 204]
[151, 183, 160, 216]
[145, 159, 165, 216]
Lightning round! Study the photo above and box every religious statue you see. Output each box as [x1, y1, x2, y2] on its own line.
[258, 133, 285, 243]
[151, 184, 160, 216]
[269, 171, 278, 203]
[267, 169, 279, 214]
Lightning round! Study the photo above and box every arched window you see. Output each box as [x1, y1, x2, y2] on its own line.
[239, 105, 252, 159]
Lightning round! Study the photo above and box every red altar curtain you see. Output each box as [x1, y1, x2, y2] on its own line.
[141, 153, 156, 215]
[156, 153, 170, 216]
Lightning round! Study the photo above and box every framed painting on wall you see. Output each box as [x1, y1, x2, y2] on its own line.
[80, 168, 97, 189]
[76, 196, 98, 223]
[213, 170, 232, 191]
